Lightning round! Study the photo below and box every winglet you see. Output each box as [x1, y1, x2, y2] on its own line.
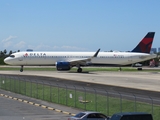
[131, 32, 155, 53]
[93, 49, 100, 57]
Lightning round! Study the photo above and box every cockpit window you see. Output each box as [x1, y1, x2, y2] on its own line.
[9, 55, 15, 58]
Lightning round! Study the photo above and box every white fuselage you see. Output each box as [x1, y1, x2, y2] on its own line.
[4, 51, 157, 66]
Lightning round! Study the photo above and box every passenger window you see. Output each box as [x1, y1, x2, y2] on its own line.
[87, 114, 96, 118]
[98, 114, 107, 118]
[74, 113, 85, 118]
[121, 115, 152, 120]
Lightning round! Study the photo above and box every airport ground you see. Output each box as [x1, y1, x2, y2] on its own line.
[0, 67, 160, 119]
[0, 68, 160, 92]
[0, 89, 79, 120]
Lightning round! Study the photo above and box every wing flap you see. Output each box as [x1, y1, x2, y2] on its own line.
[69, 49, 100, 66]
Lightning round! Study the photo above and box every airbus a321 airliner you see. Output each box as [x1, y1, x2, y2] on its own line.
[4, 32, 156, 73]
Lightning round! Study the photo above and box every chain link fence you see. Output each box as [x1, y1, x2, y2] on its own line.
[0, 74, 160, 120]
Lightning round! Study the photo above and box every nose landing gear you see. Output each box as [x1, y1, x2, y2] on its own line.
[20, 65, 23, 72]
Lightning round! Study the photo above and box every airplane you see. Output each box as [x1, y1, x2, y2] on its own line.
[4, 32, 156, 73]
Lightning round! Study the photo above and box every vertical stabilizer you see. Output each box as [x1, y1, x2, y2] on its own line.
[131, 32, 155, 53]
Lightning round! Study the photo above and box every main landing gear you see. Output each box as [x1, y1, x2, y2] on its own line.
[119, 67, 122, 71]
[77, 67, 82, 73]
[20, 65, 23, 72]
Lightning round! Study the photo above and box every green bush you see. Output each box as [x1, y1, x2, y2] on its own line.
[0, 58, 6, 65]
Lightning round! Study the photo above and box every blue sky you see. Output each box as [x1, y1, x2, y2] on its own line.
[0, 0, 160, 52]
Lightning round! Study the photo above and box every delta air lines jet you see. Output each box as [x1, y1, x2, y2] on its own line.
[4, 32, 156, 72]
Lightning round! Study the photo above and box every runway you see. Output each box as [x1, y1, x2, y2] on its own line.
[0, 70, 160, 92]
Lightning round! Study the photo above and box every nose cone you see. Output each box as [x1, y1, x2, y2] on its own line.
[4, 57, 12, 65]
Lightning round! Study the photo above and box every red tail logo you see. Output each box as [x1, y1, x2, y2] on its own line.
[131, 32, 155, 53]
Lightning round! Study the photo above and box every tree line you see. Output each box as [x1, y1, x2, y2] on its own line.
[0, 49, 20, 65]
[0, 49, 20, 58]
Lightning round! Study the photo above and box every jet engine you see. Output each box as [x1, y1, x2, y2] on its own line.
[56, 62, 71, 71]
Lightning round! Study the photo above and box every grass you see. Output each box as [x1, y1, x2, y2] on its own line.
[0, 67, 56, 71]
[0, 65, 160, 72]
[0, 77, 160, 120]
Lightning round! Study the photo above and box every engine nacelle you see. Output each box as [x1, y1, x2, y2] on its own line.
[56, 62, 71, 71]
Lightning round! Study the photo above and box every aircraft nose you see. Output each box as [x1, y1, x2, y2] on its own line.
[4, 57, 12, 65]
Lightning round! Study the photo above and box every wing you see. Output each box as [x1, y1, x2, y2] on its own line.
[69, 49, 100, 66]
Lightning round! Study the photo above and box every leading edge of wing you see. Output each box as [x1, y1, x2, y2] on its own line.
[69, 48, 100, 65]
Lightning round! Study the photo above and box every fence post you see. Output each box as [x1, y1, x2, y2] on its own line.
[18, 77, 20, 94]
[0, 75, 1, 89]
[118, 92, 122, 113]
[83, 87, 86, 110]
[30, 80, 32, 97]
[105, 90, 109, 116]
[65, 84, 67, 105]
[25, 79, 26, 95]
[57, 83, 59, 103]
[149, 96, 153, 115]
[9, 77, 12, 91]
[73, 85, 76, 108]
[14, 76, 15, 92]
[5, 75, 6, 90]
[133, 94, 136, 112]
[50, 82, 52, 102]
[42, 81, 44, 100]
[36, 80, 38, 99]
[93, 88, 97, 111]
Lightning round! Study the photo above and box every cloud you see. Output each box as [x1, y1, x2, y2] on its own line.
[1, 38, 88, 51]
[3, 41, 12, 48]
[14, 41, 26, 49]
[1, 35, 18, 50]
[2, 36, 17, 42]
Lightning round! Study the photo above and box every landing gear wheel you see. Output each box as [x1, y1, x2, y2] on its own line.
[119, 67, 122, 71]
[20, 65, 23, 72]
[77, 68, 82, 73]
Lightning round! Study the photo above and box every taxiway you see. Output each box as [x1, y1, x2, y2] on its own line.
[0, 70, 160, 92]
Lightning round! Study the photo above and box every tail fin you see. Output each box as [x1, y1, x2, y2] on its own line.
[131, 32, 155, 53]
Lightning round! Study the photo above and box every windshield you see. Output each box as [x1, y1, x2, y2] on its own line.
[75, 113, 86, 118]
[9, 55, 15, 58]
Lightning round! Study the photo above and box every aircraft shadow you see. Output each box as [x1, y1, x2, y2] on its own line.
[67, 71, 96, 74]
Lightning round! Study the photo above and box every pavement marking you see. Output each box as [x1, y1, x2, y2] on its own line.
[71, 113, 76, 116]
[8, 96, 12, 98]
[55, 109, 62, 112]
[18, 99, 23, 102]
[13, 97, 18, 100]
[35, 103, 40, 106]
[48, 107, 54, 110]
[41, 105, 47, 108]
[23, 100, 28, 103]
[0, 93, 75, 116]
[29, 102, 34, 105]
[63, 111, 71, 115]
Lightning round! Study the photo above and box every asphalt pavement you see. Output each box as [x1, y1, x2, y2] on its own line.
[0, 89, 82, 120]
